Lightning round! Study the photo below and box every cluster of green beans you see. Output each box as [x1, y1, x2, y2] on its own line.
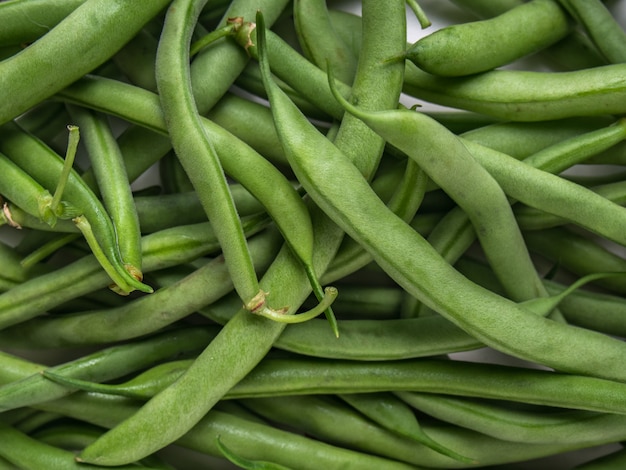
[1, 0, 626, 468]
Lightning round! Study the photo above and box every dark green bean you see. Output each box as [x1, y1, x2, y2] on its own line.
[406, 0, 570, 76]
[0, 421, 158, 470]
[0, 214, 269, 330]
[558, 0, 626, 63]
[330, 74, 547, 303]
[0, 0, 85, 47]
[255, 6, 626, 381]
[36, 393, 419, 470]
[68, 105, 144, 284]
[0, 0, 172, 125]
[0, 122, 151, 294]
[403, 61, 626, 121]
[294, 0, 357, 84]
[0, 227, 280, 346]
[0, 326, 217, 411]
[77, 1, 407, 463]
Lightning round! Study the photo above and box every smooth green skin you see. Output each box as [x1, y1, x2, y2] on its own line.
[67, 105, 143, 277]
[59, 77, 321, 297]
[242, 394, 472, 467]
[522, 118, 626, 173]
[112, 28, 159, 92]
[0, 0, 85, 47]
[403, 61, 626, 121]
[558, 0, 626, 63]
[0, 0, 171, 125]
[0, 422, 158, 470]
[331, 90, 545, 303]
[0, 215, 267, 330]
[463, 139, 626, 247]
[0, 122, 150, 294]
[228, 358, 626, 415]
[0, 224, 279, 346]
[155, 0, 263, 307]
[233, 23, 353, 120]
[338, 392, 475, 463]
[409, 0, 570, 76]
[135, 186, 265, 233]
[78, 1, 407, 464]
[216, 437, 293, 470]
[260, 16, 626, 380]
[399, 392, 626, 446]
[461, 116, 615, 159]
[0, 152, 54, 221]
[37, 395, 419, 470]
[0, 242, 27, 285]
[524, 227, 626, 295]
[294, 0, 357, 84]
[206, 92, 289, 165]
[0, 327, 216, 412]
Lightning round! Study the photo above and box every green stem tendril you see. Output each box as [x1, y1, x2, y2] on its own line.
[189, 17, 243, 57]
[72, 215, 134, 295]
[522, 271, 626, 316]
[51, 125, 80, 214]
[250, 287, 338, 324]
[406, 0, 431, 29]
[304, 265, 339, 337]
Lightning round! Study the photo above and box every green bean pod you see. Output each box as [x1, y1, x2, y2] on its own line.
[557, 0, 626, 63]
[256, 7, 626, 381]
[407, 0, 571, 76]
[77, 1, 408, 464]
[0, 122, 151, 294]
[403, 61, 626, 121]
[67, 105, 144, 283]
[0, 0, 172, 125]
[329, 79, 546, 303]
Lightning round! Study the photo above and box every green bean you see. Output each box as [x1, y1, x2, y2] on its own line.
[77, 1, 407, 464]
[0, 227, 280, 346]
[403, 61, 626, 121]
[242, 394, 476, 467]
[156, 0, 271, 315]
[37, 393, 420, 470]
[0, 214, 268, 330]
[227, 358, 626, 415]
[0, 122, 151, 294]
[112, 28, 159, 92]
[406, 0, 570, 76]
[0, 0, 85, 47]
[206, 92, 288, 166]
[294, 0, 357, 84]
[67, 105, 144, 284]
[0, 326, 217, 412]
[330, 75, 547, 303]
[462, 139, 626, 247]
[0, 0, 171, 125]
[398, 392, 626, 446]
[59, 77, 335, 318]
[231, 21, 352, 120]
[461, 116, 616, 159]
[339, 392, 475, 463]
[256, 7, 626, 381]
[523, 226, 626, 295]
[0, 421, 160, 470]
[558, 0, 626, 64]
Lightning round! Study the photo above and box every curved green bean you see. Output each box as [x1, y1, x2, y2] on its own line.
[406, 0, 570, 76]
[0, 0, 172, 125]
[403, 61, 626, 121]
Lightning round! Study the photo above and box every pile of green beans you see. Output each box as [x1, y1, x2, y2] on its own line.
[1, 0, 626, 468]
